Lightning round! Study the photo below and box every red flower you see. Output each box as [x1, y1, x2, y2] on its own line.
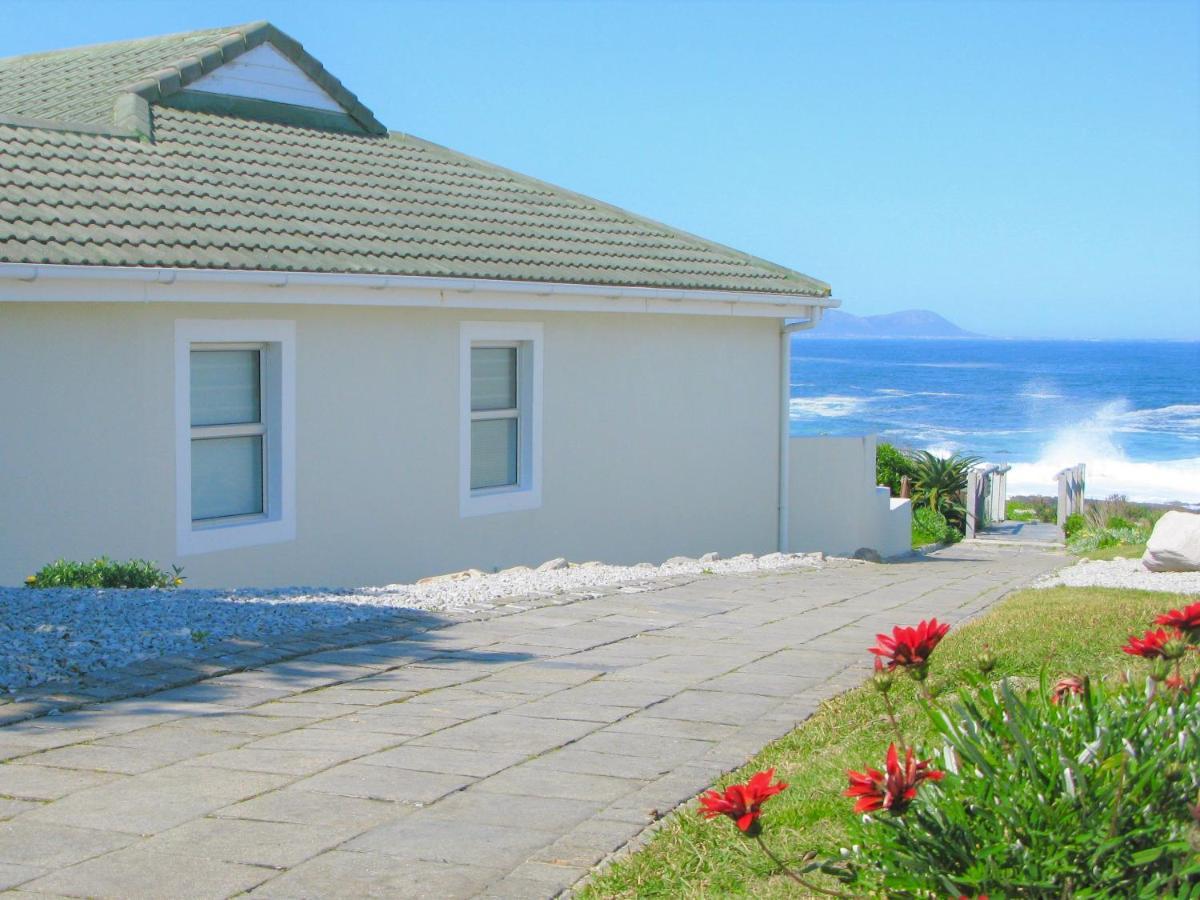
[845, 743, 944, 815]
[1051, 675, 1085, 704]
[1122, 628, 1183, 659]
[1155, 602, 1200, 638]
[698, 768, 788, 834]
[870, 619, 951, 670]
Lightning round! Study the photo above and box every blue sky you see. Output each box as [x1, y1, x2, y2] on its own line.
[4, 0, 1198, 339]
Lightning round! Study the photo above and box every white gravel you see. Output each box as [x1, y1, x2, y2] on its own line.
[1036, 556, 1200, 594]
[0, 552, 823, 694]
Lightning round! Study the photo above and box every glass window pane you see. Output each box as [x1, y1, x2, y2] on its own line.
[471, 418, 518, 490]
[192, 436, 264, 521]
[471, 347, 517, 411]
[191, 349, 261, 426]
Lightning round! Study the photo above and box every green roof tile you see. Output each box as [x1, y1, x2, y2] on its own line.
[0, 24, 830, 299]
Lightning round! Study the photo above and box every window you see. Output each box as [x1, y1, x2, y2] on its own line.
[175, 320, 295, 555]
[190, 346, 266, 522]
[460, 322, 542, 517]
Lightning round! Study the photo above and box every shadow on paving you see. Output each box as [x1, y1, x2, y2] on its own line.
[0, 600, 542, 725]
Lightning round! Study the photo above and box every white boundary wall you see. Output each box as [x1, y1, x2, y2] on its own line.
[787, 435, 912, 559]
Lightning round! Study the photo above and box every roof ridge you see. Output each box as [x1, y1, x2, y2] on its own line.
[390, 131, 831, 297]
[0, 21, 386, 139]
[0, 23, 255, 65]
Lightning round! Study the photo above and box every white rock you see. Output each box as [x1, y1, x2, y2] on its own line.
[757, 552, 786, 564]
[498, 565, 532, 576]
[699, 552, 720, 563]
[664, 556, 694, 566]
[633, 562, 655, 570]
[1143, 511, 1200, 572]
[536, 557, 569, 572]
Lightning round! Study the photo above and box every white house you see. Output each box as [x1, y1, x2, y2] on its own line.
[0, 22, 909, 587]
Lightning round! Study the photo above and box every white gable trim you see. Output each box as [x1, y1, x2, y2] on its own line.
[0, 264, 838, 318]
[185, 43, 343, 112]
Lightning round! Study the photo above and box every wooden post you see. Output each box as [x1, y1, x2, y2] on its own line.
[965, 469, 980, 538]
[899, 475, 911, 499]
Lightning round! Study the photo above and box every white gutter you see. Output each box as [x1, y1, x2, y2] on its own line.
[778, 310, 824, 552]
[0, 263, 839, 317]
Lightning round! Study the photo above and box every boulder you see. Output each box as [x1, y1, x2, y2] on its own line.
[536, 557, 569, 572]
[498, 565, 532, 576]
[699, 551, 721, 563]
[664, 556, 695, 566]
[417, 568, 484, 584]
[1142, 511, 1200, 572]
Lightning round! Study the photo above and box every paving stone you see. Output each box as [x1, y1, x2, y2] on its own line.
[408, 714, 598, 754]
[568, 730, 714, 763]
[425, 790, 603, 832]
[0, 821, 135, 868]
[212, 787, 407, 830]
[0, 743, 35, 763]
[698, 671, 824, 697]
[357, 745, 529, 778]
[295, 686, 416, 707]
[168, 712, 319, 736]
[246, 728, 404, 755]
[603, 713, 737, 741]
[522, 748, 676, 781]
[94, 723, 250, 755]
[642, 689, 781, 725]
[11, 743, 195, 775]
[295, 763, 475, 803]
[250, 850, 506, 899]
[140, 816, 346, 867]
[474, 766, 644, 803]
[0, 860, 46, 890]
[21, 765, 291, 834]
[0, 798, 40, 820]
[306, 710, 462, 737]
[0, 764, 117, 800]
[182, 747, 350, 776]
[345, 817, 560, 868]
[21, 845, 272, 899]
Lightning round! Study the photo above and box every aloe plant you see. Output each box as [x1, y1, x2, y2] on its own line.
[905, 450, 981, 525]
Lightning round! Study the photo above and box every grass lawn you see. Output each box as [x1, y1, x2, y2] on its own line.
[1076, 541, 1148, 561]
[580, 585, 1191, 898]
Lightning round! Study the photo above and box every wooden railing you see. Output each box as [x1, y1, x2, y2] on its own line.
[1055, 463, 1087, 527]
[964, 463, 1011, 539]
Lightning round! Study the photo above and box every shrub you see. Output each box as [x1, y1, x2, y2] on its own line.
[876, 442, 913, 497]
[1063, 512, 1087, 539]
[849, 674, 1200, 895]
[26, 557, 184, 589]
[913, 506, 959, 546]
[906, 450, 981, 528]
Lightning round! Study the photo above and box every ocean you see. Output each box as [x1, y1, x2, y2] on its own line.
[789, 338, 1200, 505]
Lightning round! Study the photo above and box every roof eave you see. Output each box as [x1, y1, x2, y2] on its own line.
[0, 262, 840, 316]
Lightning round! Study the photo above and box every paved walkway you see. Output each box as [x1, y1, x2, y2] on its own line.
[973, 520, 1065, 547]
[0, 544, 1062, 899]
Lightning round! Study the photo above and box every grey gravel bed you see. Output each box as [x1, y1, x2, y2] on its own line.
[0, 552, 821, 694]
[1035, 556, 1200, 594]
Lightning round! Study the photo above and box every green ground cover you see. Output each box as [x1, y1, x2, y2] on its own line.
[580, 586, 1189, 898]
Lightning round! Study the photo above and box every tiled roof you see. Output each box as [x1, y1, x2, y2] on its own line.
[0, 23, 830, 298]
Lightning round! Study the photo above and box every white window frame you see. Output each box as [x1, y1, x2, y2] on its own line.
[175, 319, 296, 555]
[460, 321, 543, 517]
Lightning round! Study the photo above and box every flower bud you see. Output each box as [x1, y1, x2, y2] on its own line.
[872, 656, 895, 694]
[976, 645, 996, 675]
[1163, 635, 1189, 660]
[1149, 658, 1171, 682]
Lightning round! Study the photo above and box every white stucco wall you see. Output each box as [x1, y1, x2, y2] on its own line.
[0, 302, 781, 587]
[787, 434, 912, 558]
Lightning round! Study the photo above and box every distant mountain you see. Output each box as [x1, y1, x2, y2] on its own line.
[802, 309, 982, 339]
